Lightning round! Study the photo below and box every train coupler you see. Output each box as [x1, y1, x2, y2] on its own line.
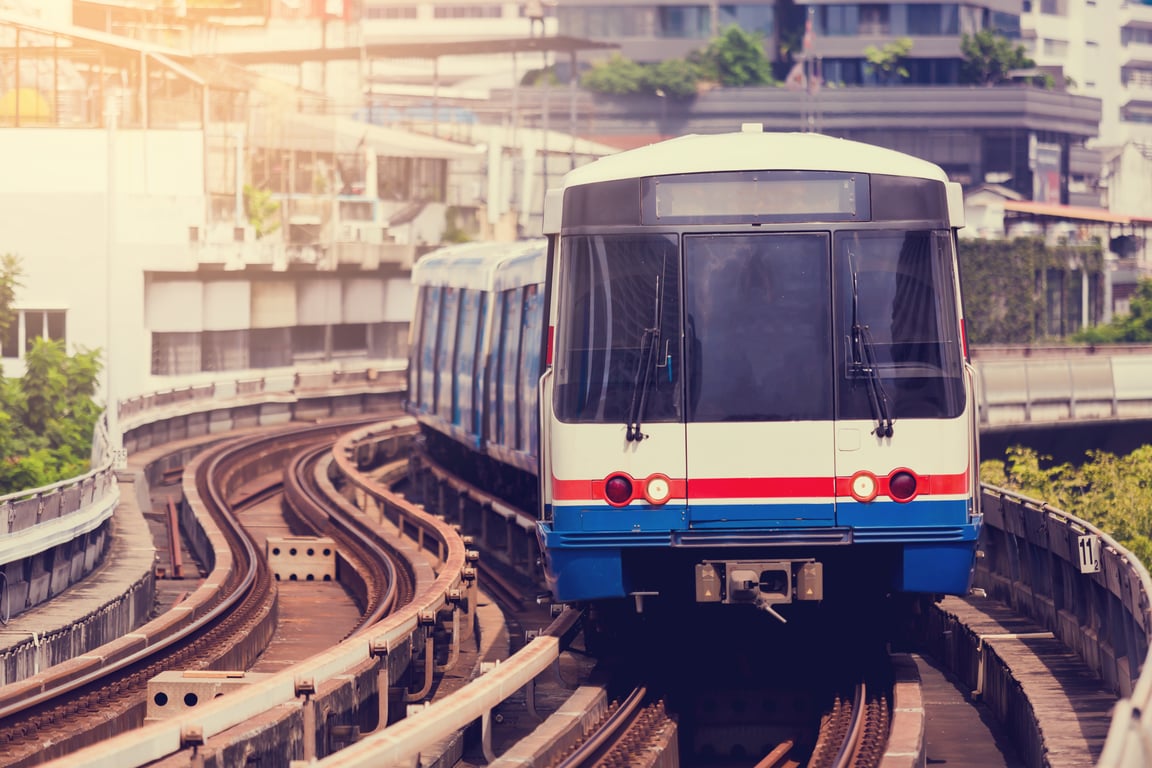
[694, 559, 823, 623]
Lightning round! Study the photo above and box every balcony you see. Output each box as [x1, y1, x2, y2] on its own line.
[188, 232, 414, 272]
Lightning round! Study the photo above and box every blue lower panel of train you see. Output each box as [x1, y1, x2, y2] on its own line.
[537, 521, 982, 604]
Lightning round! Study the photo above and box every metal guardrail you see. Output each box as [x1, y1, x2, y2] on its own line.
[976, 486, 1152, 767]
[0, 411, 118, 569]
[973, 345, 1152, 428]
[11, 352, 1152, 765]
[1, 365, 405, 571]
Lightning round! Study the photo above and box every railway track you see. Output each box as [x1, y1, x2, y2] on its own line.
[0, 418, 420, 766]
[3, 417, 914, 768]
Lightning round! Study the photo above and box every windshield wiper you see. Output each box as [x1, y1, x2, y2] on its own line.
[626, 272, 664, 442]
[849, 256, 894, 438]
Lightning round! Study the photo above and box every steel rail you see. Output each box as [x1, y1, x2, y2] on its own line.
[553, 686, 648, 768]
[284, 442, 412, 632]
[51, 417, 468, 768]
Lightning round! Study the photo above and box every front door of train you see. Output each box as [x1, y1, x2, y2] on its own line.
[682, 233, 838, 529]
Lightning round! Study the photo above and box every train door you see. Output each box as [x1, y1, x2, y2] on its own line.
[682, 233, 838, 528]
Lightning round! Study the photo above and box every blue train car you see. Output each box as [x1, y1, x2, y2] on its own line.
[406, 240, 547, 504]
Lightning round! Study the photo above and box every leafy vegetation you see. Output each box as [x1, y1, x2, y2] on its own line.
[243, 184, 281, 239]
[959, 30, 1040, 87]
[692, 26, 776, 87]
[0, 256, 103, 495]
[582, 25, 774, 98]
[957, 238, 1103, 344]
[982, 446, 1152, 566]
[864, 37, 913, 84]
[1073, 279, 1152, 343]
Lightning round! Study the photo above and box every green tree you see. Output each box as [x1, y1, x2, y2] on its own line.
[0, 255, 104, 494]
[581, 54, 652, 96]
[581, 25, 776, 97]
[864, 37, 913, 85]
[646, 58, 703, 99]
[243, 184, 282, 239]
[692, 25, 775, 87]
[1074, 279, 1152, 343]
[960, 30, 1035, 86]
[0, 253, 22, 341]
[983, 445, 1152, 566]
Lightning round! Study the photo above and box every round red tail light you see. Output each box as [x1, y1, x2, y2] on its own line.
[888, 470, 918, 501]
[604, 474, 634, 506]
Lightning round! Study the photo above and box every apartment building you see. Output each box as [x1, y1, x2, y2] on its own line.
[1022, 0, 1152, 153]
[0, 6, 485, 399]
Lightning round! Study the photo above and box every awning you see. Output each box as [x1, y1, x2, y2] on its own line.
[253, 111, 482, 160]
[1003, 200, 1134, 225]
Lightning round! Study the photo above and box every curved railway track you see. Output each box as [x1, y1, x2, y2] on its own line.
[3, 415, 909, 768]
[404, 441, 904, 768]
[0, 418, 415, 766]
[283, 440, 418, 634]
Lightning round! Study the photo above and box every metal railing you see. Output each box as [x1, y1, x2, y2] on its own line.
[973, 345, 1152, 428]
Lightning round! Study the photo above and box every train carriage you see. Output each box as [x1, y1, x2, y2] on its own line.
[407, 240, 547, 499]
[536, 125, 982, 618]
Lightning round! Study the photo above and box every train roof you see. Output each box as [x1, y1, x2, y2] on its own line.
[411, 239, 546, 291]
[557, 128, 950, 189]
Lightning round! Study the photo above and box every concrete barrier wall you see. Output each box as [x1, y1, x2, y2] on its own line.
[974, 346, 1152, 428]
[966, 486, 1152, 767]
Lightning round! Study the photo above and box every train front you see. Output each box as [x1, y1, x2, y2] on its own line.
[535, 131, 982, 619]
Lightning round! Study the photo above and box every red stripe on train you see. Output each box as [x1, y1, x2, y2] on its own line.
[552, 470, 969, 502]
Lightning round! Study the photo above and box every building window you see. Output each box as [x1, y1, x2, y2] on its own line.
[433, 4, 502, 18]
[332, 323, 368, 357]
[378, 156, 447, 202]
[369, 322, 409, 360]
[657, 6, 711, 38]
[1, 309, 67, 359]
[906, 4, 959, 35]
[292, 325, 328, 362]
[152, 332, 201, 375]
[364, 6, 418, 19]
[858, 4, 890, 35]
[1043, 38, 1068, 57]
[1040, 0, 1067, 15]
[717, 4, 774, 36]
[250, 328, 292, 368]
[203, 330, 249, 372]
[557, 7, 654, 38]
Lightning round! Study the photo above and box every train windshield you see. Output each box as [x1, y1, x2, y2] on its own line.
[553, 229, 964, 425]
[833, 230, 965, 420]
[683, 233, 834, 421]
[553, 234, 683, 423]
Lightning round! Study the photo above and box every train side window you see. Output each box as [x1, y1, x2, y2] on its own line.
[408, 287, 426, 406]
[489, 291, 507, 443]
[519, 284, 545, 452]
[500, 287, 525, 447]
[436, 287, 461, 422]
[455, 289, 481, 432]
[471, 293, 488, 437]
[420, 286, 441, 414]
